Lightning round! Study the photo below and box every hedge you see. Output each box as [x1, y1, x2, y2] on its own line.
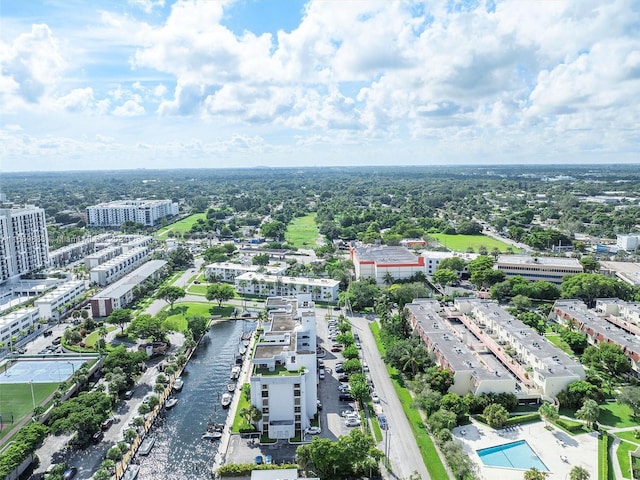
[215, 463, 298, 477]
[0, 423, 49, 478]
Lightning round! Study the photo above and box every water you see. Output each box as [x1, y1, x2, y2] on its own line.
[476, 440, 549, 471]
[137, 320, 252, 479]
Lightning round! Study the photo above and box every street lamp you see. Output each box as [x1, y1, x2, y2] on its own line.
[29, 380, 36, 410]
[67, 361, 75, 376]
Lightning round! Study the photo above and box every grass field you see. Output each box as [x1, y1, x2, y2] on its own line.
[545, 332, 573, 355]
[617, 440, 635, 479]
[428, 233, 517, 253]
[162, 302, 235, 332]
[156, 213, 207, 239]
[0, 382, 58, 440]
[285, 214, 319, 248]
[84, 326, 116, 347]
[599, 401, 639, 428]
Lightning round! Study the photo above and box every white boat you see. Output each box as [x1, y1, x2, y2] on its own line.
[230, 366, 241, 380]
[123, 464, 140, 480]
[165, 397, 178, 409]
[227, 382, 236, 392]
[202, 431, 222, 440]
[138, 436, 155, 456]
[173, 377, 184, 392]
[221, 393, 232, 408]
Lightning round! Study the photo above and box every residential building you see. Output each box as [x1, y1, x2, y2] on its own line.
[450, 298, 584, 398]
[549, 299, 640, 374]
[86, 200, 178, 227]
[235, 272, 340, 302]
[420, 251, 478, 276]
[205, 262, 287, 282]
[48, 239, 96, 268]
[84, 246, 123, 270]
[90, 260, 167, 317]
[90, 247, 151, 286]
[350, 245, 425, 284]
[0, 206, 49, 283]
[407, 299, 516, 395]
[617, 235, 640, 252]
[495, 255, 583, 285]
[250, 295, 318, 439]
[599, 261, 640, 287]
[34, 280, 86, 321]
[0, 307, 40, 346]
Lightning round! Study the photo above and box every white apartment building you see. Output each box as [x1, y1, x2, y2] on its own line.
[0, 307, 40, 346]
[495, 255, 583, 285]
[0, 207, 49, 283]
[34, 280, 86, 321]
[453, 299, 585, 398]
[204, 262, 287, 282]
[90, 260, 167, 317]
[48, 239, 96, 268]
[407, 299, 516, 395]
[84, 246, 123, 270]
[250, 295, 318, 439]
[86, 200, 178, 228]
[235, 272, 340, 302]
[617, 235, 640, 252]
[90, 247, 151, 286]
[420, 251, 478, 276]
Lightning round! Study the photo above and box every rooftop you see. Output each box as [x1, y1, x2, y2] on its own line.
[496, 255, 582, 268]
[93, 260, 167, 299]
[352, 245, 420, 264]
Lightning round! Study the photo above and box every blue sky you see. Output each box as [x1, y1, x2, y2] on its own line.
[0, 0, 639, 172]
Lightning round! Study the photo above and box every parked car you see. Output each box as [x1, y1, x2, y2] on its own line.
[331, 346, 342, 352]
[340, 409, 356, 417]
[319, 368, 325, 380]
[62, 467, 78, 480]
[304, 426, 322, 435]
[101, 418, 114, 430]
[337, 374, 350, 382]
[339, 393, 354, 402]
[92, 431, 104, 443]
[124, 389, 135, 400]
[345, 417, 361, 427]
[371, 391, 380, 403]
[335, 365, 343, 373]
[317, 400, 323, 411]
[255, 455, 263, 465]
[378, 414, 388, 430]
[266, 454, 272, 465]
[317, 359, 325, 368]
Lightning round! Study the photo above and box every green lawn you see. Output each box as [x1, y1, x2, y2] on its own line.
[599, 401, 640, 428]
[163, 302, 234, 332]
[617, 440, 636, 479]
[544, 333, 574, 355]
[231, 384, 251, 433]
[599, 433, 611, 480]
[84, 326, 116, 347]
[0, 382, 59, 440]
[186, 284, 208, 296]
[285, 214, 319, 248]
[156, 213, 207, 239]
[428, 233, 518, 253]
[615, 431, 640, 444]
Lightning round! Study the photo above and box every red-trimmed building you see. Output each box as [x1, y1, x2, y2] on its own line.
[350, 245, 425, 284]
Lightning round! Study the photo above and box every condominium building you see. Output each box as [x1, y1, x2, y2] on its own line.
[48, 239, 96, 268]
[0, 307, 40, 346]
[86, 200, 178, 228]
[549, 299, 640, 374]
[205, 262, 287, 282]
[420, 251, 478, 276]
[350, 245, 425, 284]
[235, 272, 340, 302]
[495, 255, 583, 285]
[617, 234, 640, 252]
[84, 246, 123, 270]
[450, 299, 584, 398]
[0, 206, 49, 283]
[407, 299, 516, 395]
[90, 247, 151, 286]
[90, 260, 168, 317]
[250, 295, 318, 439]
[34, 280, 86, 321]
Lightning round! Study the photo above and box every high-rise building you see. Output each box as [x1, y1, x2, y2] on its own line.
[0, 206, 49, 283]
[86, 200, 178, 227]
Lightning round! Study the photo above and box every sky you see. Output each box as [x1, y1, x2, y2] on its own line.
[1, 0, 639, 172]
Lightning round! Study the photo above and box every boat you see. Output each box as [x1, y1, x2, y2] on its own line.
[138, 436, 155, 456]
[221, 393, 232, 408]
[230, 366, 241, 380]
[122, 464, 140, 480]
[238, 345, 247, 355]
[165, 397, 178, 409]
[172, 377, 184, 392]
[202, 431, 223, 440]
[208, 422, 224, 432]
[227, 382, 236, 392]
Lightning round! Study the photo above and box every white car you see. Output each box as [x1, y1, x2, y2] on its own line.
[340, 409, 356, 417]
[371, 391, 380, 403]
[304, 426, 322, 435]
[345, 417, 361, 427]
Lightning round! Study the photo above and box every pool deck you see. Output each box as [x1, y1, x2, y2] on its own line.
[454, 419, 598, 479]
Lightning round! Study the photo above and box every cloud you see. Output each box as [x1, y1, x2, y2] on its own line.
[129, 0, 166, 14]
[113, 99, 145, 116]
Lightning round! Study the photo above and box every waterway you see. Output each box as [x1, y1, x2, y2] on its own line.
[137, 319, 252, 479]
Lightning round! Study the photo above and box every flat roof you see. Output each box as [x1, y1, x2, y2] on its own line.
[35, 281, 85, 303]
[497, 255, 582, 268]
[93, 260, 167, 299]
[0, 307, 39, 327]
[600, 261, 640, 286]
[91, 247, 148, 272]
[236, 272, 339, 288]
[353, 245, 419, 264]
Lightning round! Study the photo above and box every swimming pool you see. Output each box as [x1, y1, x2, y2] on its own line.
[476, 440, 549, 471]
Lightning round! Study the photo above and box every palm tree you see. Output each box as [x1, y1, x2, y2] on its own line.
[523, 468, 549, 480]
[569, 466, 590, 480]
[383, 272, 394, 286]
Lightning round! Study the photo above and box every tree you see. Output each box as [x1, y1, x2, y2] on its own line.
[427, 409, 457, 433]
[129, 314, 166, 342]
[167, 245, 194, 271]
[569, 466, 590, 480]
[348, 373, 370, 403]
[582, 343, 631, 392]
[422, 366, 454, 395]
[538, 402, 559, 427]
[575, 399, 600, 428]
[345, 280, 381, 311]
[437, 257, 466, 272]
[617, 387, 640, 417]
[579, 257, 600, 273]
[107, 309, 132, 334]
[561, 273, 633, 307]
[206, 283, 236, 307]
[260, 221, 286, 240]
[483, 403, 509, 428]
[510, 294, 532, 311]
[560, 330, 588, 355]
[433, 268, 458, 286]
[156, 286, 186, 310]
[252, 252, 271, 266]
[187, 315, 208, 339]
[524, 468, 549, 480]
[440, 393, 468, 424]
[240, 405, 262, 428]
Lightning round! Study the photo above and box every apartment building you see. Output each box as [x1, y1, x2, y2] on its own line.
[34, 280, 86, 321]
[90, 260, 167, 317]
[617, 234, 640, 252]
[86, 200, 178, 227]
[235, 272, 340, 302]
[550, 299, 640, 374]
[599, 261, 640, 287]
[249, 295, 318, 439]
[0, 206, 49, 283]
[90, 247, 151, 286]
[0, 307, 40, 346]
[407, 299, 516, 395]
[205, 262, 287, 282]
[84, 246, 123, 270]
[495, 255, 583, 285]
[350, 245, 425, 284]
[48, 239, 96, 268]
[420, 251, 478, 276]
[451, 299, 584, 398]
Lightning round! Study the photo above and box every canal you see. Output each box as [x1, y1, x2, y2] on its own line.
[137, 319, 252, 479]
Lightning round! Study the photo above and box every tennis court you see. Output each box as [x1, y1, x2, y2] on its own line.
[0, 359, 86, 384]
